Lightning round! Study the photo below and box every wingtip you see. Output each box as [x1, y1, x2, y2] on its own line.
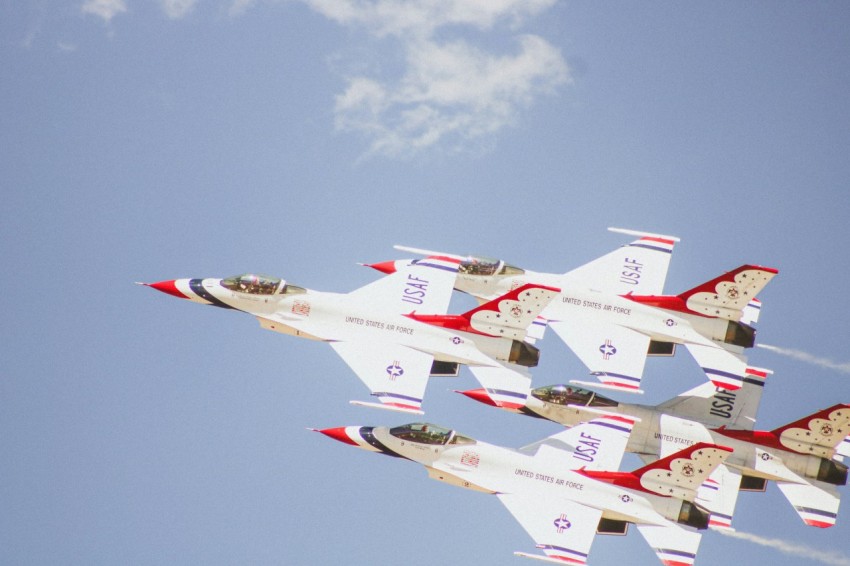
[607, 227, 681, 242]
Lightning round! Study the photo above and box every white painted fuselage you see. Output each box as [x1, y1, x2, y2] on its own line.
[171, 277, 510, 368]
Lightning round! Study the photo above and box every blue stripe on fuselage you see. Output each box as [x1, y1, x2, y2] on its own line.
[189, 279, 236, 310]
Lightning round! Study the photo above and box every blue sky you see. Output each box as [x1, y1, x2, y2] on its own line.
[3, 1, 850, 564]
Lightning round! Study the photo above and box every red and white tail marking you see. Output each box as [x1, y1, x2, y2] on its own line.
[635, 442, 734, 499]
[773, 404, 850, 458]
[678, 265, 778, 320]
[467, 284, 560, 339]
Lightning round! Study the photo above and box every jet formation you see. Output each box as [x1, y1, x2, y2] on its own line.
[141, 228, 847, 565]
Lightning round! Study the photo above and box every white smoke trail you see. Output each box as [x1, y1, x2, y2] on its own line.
[717, 529, 850, 565]
[757, 344, 850, 374]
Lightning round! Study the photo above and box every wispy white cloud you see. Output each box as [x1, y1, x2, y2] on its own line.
[306, 0, 556, 38]
[304, 0, 569, 157]
[757, 344, 850, 374]
[160, 0, 198, 19]
[717, 529, 850, 566]
[22, 2, 47, 49]
[228, 0, 257, 17]
[58, 41, 79, 52]
[81, 0, 127, 23]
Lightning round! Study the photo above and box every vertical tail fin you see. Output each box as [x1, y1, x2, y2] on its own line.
[521, 413, 637, 472]
[629, 442, 734, 500]
[461, 283, 560, 338]
[408, 283, 560, 341]
[676, 265, 778, 321]
[348, 255, 459, 314]
[580, 438, 733, 501]
[770, 403, 850, 458]
[655, 366, 771, 430]
[560, 228, 679, 295]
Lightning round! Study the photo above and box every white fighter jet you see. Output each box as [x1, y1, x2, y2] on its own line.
[314, 415, 733, 565]
[370, 228, 777, 394]
[459, 374, 849, 529]
[140, 257, 559, 414]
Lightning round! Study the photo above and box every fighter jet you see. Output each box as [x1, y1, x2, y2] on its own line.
[313, 415, 733, 565]
[661, 405, 850, 529]
[140, 257, 559, 414]
[459, 376, 849, 529]
[369, 228, 777, 393]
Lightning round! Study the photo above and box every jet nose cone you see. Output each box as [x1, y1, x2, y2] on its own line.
[143, 280, 189, 299]
[312, 426, 363, 446]
[455, 388, 498, 407]
[364, 261, 398, 275]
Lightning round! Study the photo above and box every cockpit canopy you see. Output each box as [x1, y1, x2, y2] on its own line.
[458, 256, 525, 277]
[530, 385, 619, 408]
[220, 274, 306, 296]
[389, 423, 475, 446]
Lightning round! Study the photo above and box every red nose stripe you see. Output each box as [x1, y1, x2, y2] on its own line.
[456, 389, 498, 407]
[366, 261, 397, 275]
[147, 280, 188, 299]
[317, 427, 359, 446]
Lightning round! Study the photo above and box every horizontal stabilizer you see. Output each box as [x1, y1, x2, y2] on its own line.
[740, 298, 762, 325]
[698, 464, 743, 531]
[526, 316, 548, 343]
[776, 480, 841, 528]
[636, 523, 702, 566]
[837, 436, 850, 459]
[684, 343, 747, 391]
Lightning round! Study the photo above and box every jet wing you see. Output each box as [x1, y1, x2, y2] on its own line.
[348, 256, 458, 315]
[559, 228, 678, 296]
[635, 523, 703, 566]
[498, 493, 602, 565]
[330, 341, 433, 414]
[684, 343, 747, 391]
[548, 319, 649, 393]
